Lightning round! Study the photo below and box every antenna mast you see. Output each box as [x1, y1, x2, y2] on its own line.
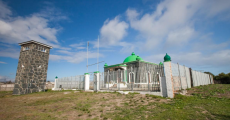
[87, 41, 89, 73]
[97, 36, 99, 71]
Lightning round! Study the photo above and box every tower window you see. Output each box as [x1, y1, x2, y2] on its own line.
[23, 46, 30, 51]
[36, 45, 46, 52]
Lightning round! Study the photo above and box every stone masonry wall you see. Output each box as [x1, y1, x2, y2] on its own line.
[13, 43, 50, 95]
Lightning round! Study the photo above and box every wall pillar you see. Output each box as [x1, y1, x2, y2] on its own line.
[163, 61, 174, 98]
[52, 76, 58, 90]
[84, 73, 89, 91]
[94, 71, 100, 92]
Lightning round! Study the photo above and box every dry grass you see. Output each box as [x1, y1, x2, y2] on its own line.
[0, 84, 230, 120]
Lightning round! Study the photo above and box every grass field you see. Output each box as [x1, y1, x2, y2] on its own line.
[0, 84, 230, 120]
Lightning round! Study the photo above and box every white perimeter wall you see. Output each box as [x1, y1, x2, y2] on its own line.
[171, 62, 212, 91]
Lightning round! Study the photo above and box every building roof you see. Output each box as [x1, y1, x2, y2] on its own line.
[123, 52, 143, 63]
[18, 40, 53, 49]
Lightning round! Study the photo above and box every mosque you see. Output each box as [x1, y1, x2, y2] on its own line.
[104, 52, 168, 73]
[102, 52, 170, 88]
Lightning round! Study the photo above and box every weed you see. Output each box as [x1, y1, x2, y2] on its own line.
[124, 102, 129, 106]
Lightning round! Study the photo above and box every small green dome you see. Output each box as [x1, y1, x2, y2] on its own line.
[123, 52, 143, 63]
[55, 76, 58, 79]
[104, 63, 108, 67]
[136, 56, 141, 61]
[164, 53, 171, 62]
[159, 62, 163, 65]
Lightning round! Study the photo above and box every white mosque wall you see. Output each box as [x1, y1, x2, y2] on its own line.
[191, 70, 212, 87]
[185, 67, 191, 88]
[160, 76, 167, 97]
[170, 62, 213, 91]
[172, 76, 188, 91]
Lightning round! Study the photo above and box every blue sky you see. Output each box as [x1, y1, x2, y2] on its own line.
[0, 0, 230, 81]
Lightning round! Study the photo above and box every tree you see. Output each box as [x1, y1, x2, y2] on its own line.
[215, 72, 230, 84]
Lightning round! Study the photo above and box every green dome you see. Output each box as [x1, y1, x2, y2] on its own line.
[136, 56, 141, 61]
[55, 76, 58, 79]
[159, 62, 163, 65]
[164, 53, 171, 62]
[123, 52, 143, 63]
[104, 63, 108, 67]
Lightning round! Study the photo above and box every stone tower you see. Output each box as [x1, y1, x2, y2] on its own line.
[13, 40, 52, 95]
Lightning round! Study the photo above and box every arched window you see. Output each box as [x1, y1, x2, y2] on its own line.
[129, 72, 135, 83]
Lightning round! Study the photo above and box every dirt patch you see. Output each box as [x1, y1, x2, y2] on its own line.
[63, 92, 71, 94]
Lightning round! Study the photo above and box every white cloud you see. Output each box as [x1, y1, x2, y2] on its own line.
[0, 0, 67, 48]
[166, 26, 195, 46]
[0, 48, 19, 59]
[126, 0, 230, 50]
[100, 16, 129, 46]
[76, 47, 86, 49]
[145, 50, 230, 67]
[70, 43, 84, 47]
[0, 75, 7, 80]
[56, 50, 73, 55]
[0, 75, 14, 82]
[69, 43, 86, 49]
[192, 34, 230, 52]
[0, 15, 59, 45]
[0, 0, 83, 62]
[0, 0, 11, 19]
[50, 51, 103, 64]
[0, 61, 7, 64]
[0, 1, 96, 65]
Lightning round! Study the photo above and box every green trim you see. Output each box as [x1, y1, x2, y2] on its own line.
[105, 60, 159, 68]
[94, 71, 100, 73]
[84, 73, 89, 75]
[140, 60, 159, 65]
[104, 63, 127, 68]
